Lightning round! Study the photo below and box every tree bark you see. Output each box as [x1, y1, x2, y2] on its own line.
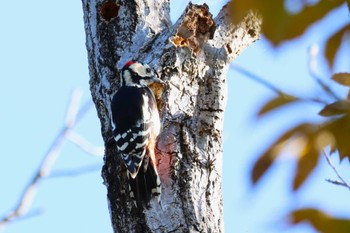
[82, 1, 261, 232]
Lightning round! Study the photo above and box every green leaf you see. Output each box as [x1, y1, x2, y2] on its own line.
[289, 208, 350, 233]
[325, 24, 350, 68]
[258, 95, 298, 116]
[319, 100, 350, 117]
[332, 73, 350, 87]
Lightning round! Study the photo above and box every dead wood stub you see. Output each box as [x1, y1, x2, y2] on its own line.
[172, 3, 216, 55]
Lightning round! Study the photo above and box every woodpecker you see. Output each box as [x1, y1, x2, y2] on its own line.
[111, 60, 163, 206]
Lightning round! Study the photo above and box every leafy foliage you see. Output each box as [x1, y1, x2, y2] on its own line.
[318, 100, 350, 116]
[257, 94, 298, 116]
[229, 0, 349, 68]
[332, 73, 350, 87]
[289, 208, 350, 233]
[251, 75, 350, 231]
[229, 1, 350, 232]
[253, 75, 350, 186]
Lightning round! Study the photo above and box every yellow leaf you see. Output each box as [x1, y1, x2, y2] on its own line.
[251, 123, 315, 184]
[325, 25, 350, 68]
[319, 100, 350, 117]
[315, 131, 335, 151]
[289, 208, 350, 233]
[258, 95, 298, 116]
[290, 208, 331, 227]
[251, 145, 281, 184]
[229, 0, 344, 46]
[332, 73, 350, 87]
[322, 115, 350, 160]
[292, 137, 319, 191]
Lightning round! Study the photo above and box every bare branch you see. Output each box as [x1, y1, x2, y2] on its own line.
[49, 164, 101, 178]
[0, 89, 93, 230]
[66, 130, 104, 157]
[231, 63, 329, 105]
[308, 45, 340, 100]
[325, 179, 350, 189]
[65, 88, 83, 127]
[231, 63, 285, 95]
[323, 150, 350, 190]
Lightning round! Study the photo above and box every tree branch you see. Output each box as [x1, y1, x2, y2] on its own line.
[49, 164, 101, 178]
[66, 130, 104, 157]
[0, 90, 94, 230]
[231, 63, 285, 95]
[323, 150, 350, 190]
[308, 44, 340, 100]
[231, 63, 329, 105]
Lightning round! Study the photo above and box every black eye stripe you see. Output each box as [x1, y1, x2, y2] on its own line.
[129, 70, 151, 79]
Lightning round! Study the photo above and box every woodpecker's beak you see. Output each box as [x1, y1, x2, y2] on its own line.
[150, 76, 165, 85]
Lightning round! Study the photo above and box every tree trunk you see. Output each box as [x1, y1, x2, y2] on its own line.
[81, 1, 261, 232]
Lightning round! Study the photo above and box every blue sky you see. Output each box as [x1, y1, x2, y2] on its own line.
[1, 1, 349, 233]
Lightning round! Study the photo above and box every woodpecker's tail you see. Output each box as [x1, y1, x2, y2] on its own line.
[127, 154, 161, 207]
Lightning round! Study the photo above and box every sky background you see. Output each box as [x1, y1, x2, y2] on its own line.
[1, 0, 350, 233]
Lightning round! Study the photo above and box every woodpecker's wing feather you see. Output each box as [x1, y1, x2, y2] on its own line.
[112, 86, 155, 178]
[115, 123, 150, 178]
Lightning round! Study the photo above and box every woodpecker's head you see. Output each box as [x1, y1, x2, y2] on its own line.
[120, 61, 164, 87]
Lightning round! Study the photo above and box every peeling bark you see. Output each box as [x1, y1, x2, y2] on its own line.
[82, 1, 261, 232]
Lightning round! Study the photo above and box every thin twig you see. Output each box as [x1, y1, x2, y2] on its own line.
[325, 179, 350, 189]
[66, 130, 104, 157]
[231, 63, 329, 105]
[0, 89, 94, 229]
[49, 164, 102, 178]
[308, 45, 340, 101]
[230, 63, 285, 96]
[322, 150, 350, 190]
[65, 88, 83, 127]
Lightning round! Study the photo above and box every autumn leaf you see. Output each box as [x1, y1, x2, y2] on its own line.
[251, 144, 282, 184]
[229, 0, 344, 46]
[325, 25, 350, 68]
[319, 100, 350, 117]
[322, 115, 350, 160]
[292, 137, 319, 191]
[258, 95, 298, 116]
[251, 123, 316, 184]
[289, 208, 350, 233]
[332, 73, 350, 87]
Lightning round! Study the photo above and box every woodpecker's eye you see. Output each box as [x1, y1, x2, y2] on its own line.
[145, 68, 152, 73]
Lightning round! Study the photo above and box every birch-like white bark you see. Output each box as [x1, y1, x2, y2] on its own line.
[82, 1, 261, 232]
